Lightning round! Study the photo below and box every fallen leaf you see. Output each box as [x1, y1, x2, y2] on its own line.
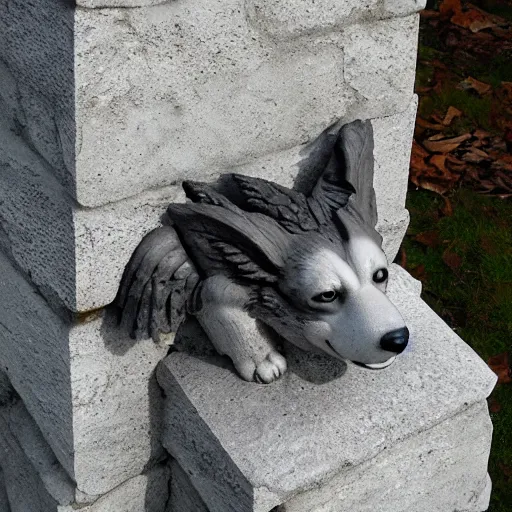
[442, 249, 463, 271]
[460, 76, 492, 95]
[450, 9, 496, 32]
[414, 231, 441, 248]
[462, 147, 490, 163]
[430, 154, 449, 175]
[428, 133, 447, 141]
[420, 10, 440, 19]
[473, 128, 491, 140]
[410, 140, 430, 171]
[488, 396, 501, 413]
[488, 352, 512, 384]
[396, 247, 407, 269]
[442, 106, 463, 126]
[441, 196, 454, 217]
[423, 133, 472, 153]
[440, 0, 461, 17]
[417, 117, 446, 131]
[410, 264, 427, 282]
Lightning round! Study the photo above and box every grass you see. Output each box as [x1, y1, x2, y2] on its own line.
[401, 188, 512, 511]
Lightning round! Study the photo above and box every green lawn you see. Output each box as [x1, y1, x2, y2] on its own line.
[401, 188, 512, 510]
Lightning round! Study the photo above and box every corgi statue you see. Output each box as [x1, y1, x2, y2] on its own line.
[116, 120, 409, 383]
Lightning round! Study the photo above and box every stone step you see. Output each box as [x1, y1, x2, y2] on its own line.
[157, 265, 496, 512]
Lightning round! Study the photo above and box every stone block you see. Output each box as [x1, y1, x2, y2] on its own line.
[0, 471, 9, 512]
[157, 266, 496, 512]
[1, 0, 419, 208]
[167, 460, 209, 512]
[0, 408, 61, 512]
[246, 0, 426, 40]
[5, 401, 75, 505]
[0, 409, 169, 512]
[60, 466, 170, 512]
[0, 252, 168, 496]
[0, 95, 416, 312]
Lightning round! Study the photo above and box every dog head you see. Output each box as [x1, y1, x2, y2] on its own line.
[168, 120, 408, 368]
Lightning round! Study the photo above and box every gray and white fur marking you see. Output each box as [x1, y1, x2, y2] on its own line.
[116, 120, 409, 383]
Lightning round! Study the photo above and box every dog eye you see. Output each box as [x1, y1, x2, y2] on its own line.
[312, 290, 339, 303]
[373, 268, 388, 284]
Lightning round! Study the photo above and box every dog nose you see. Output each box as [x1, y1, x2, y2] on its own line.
[380, 327, 409, 354]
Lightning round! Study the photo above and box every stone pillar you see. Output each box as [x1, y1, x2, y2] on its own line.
[0, 0, 496, 511]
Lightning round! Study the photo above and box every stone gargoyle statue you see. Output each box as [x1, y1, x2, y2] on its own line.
[116, 120, 409, 383]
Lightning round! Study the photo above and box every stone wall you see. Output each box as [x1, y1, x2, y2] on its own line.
[0, 1, 496, 511]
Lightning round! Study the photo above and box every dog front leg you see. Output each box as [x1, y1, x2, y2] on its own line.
[192, 275, 287, 383]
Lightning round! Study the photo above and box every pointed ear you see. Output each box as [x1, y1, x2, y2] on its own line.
[167, 202, 291, 284]
[309, 120, 378, 228]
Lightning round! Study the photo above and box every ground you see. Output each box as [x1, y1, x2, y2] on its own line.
[400, 1, 512, 509]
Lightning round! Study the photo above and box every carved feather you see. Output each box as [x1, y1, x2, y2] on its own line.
[116, 226, 197, 342]
[167, 202, 291, 284]
[309, 120, 377, 228]
[223, 174, 319, 234]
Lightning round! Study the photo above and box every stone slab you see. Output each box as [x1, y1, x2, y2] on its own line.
[0, 414, 169, 512]
[6, 401, 75, 505]
[167, 460, 209, 512]
[0, 408, 61, 512]
[0, 0, 419, 207]
[282, 403, 492, 512]
[0, 471, 9, 512]
[0, 95, 416, 312]
[0, 252, 168, 496]
[60, 466, 170, 512]
[157, 265, 496, 512]
[246, 0, 426, 40]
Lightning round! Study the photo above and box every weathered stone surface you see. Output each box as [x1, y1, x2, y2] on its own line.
[0, 1, 74, 192]
[0, 409, 60, 512]
[0, 470, 9, 512]
[0, 371, 14, 407]
[77, 0, 168, 6]
[157, 266, 496, 512]
[60, 466, 170, 512]
[0, 96, 416, 312]
[246, 0, 425, 39]
[0, 252, 168, 496]
[282, 403, 492, 512]
[6, 401, 75, 505]
[167, 460, 209, 512]
[0, 0, 419, 207]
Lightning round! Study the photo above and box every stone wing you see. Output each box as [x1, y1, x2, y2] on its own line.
[116, 226, 199, 342]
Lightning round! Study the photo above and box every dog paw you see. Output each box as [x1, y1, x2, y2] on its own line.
[254, 352, 287, 384]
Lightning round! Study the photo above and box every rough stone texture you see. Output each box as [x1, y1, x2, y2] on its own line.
[0, 371, 14, 407]
[0, 471, 9, 512]
[0, 95, 416, 312]
[0, 416, 169, 512]
[73, 9, 418, 207]
[282, 403, 492, 512]
[60, 466, 170, 512]
[0, 408, 60, 512]
[157, 265, 496, 512]
[6, 401, 75, 505]
[78, 0, 168, 6]
[167, 460, 209, 512]
[77, 0, 426, 14]
[0, 0, 419, 207]
[0, 252, 168, 496]
[0, 1, 75, 192]
[246, 0, 426, 39]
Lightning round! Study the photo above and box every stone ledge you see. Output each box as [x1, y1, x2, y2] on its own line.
[157, 266, 496, 511]
[0, 0, 419, 207]
[0, 252, 167, 496]
[0, 95, 416, 312]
